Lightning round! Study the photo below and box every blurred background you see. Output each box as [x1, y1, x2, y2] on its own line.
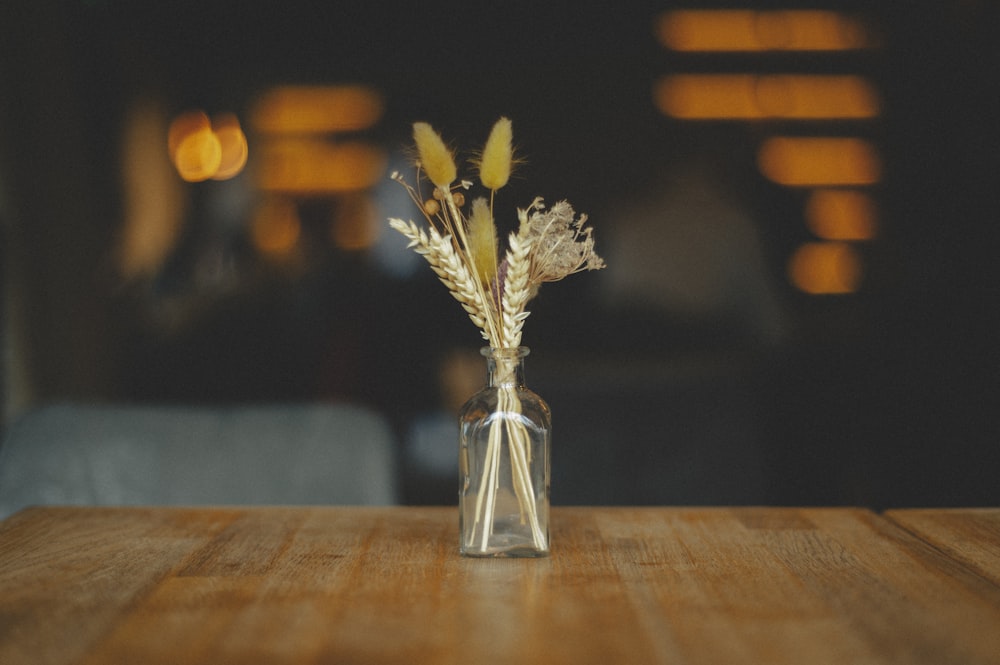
[2, 1, 998, 508]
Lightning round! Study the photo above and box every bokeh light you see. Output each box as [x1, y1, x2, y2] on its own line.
[251, 85, 384, 134]
[655, 74, 880, 120]
[173, 126, 222, 183]
[657, 10, 874, 52]
[255, 139, 387, 194]
[168, 110, 248, 182]
[806, 189, 878, 241]
[210, 113, 249, 180]
[758, 137, 881, 186]
[331, 193, 380, 251]
[251, 198, 302, 258]
[788, 242, 863, 294]
[119, 99, 187, 279]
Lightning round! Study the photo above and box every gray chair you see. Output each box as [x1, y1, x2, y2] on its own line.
[0, 402, 399, 519]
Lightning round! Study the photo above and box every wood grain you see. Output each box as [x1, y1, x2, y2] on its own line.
[885, 508, 1000, 586]
[1, 506, 999, 665]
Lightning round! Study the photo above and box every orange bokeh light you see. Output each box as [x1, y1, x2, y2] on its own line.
[806, 189, 878, 241]
[168, 110, 248, 182]
[251, 198, 301, 257]
[255, 139, 387, 194]
[251, 85, 384, 134]
[331, 193, 380, 251]
[654, 74, 880, 120]
[210, 113, 249, 180]
[788, 242, 863, 294]
[168, 110, 211, 161]
[758, 137, 881, 186]
[656, 10, 874, 52]
[120, 98, 187, 279]
[173, 127, 222, 182]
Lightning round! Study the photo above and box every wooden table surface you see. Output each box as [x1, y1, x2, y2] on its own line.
[2, 506, 999, 665]
[886, 508, 1000, 587]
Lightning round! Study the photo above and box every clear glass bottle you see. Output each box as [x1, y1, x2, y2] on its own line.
[459, 347, 551, 557]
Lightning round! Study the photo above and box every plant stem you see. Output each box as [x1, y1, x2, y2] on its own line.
[472, 384, 546, 553]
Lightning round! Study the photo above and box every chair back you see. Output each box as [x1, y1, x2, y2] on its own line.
[0, 403, 399, 519]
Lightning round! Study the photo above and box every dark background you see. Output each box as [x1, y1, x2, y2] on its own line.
[2, 1, 998, 507]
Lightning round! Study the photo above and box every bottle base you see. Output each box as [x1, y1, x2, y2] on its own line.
[460, 546, 550, 558]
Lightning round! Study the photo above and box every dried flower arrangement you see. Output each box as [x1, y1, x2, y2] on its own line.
[389, 118, 604, 554]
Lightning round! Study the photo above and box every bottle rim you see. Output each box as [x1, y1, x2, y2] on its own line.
[480, 346, 530, 360]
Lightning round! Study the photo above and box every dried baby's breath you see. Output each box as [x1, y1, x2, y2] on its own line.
[522, 199, 605, 287]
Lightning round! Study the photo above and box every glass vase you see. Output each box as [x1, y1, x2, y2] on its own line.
[459, 346, 551, 557]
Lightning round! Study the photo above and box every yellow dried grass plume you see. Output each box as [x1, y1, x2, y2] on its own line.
[467, 197, 499, 287]
[412, 122, 456, 187]
[477, 117, 513, 191]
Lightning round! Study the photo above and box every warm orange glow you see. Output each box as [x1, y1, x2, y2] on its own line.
[655, 75, 757, 119]
[788, 242, 862, 294]
[806, 189, 878, 240]
[251, 198, 301, 257]
[120, 98, 186, 279]
[174, 127, 222, 182]
[168, 110, 211, 161]
[169, 110, 248, 182]
[656, 10, 873, 52]
[256, 139, 387, 194]
[251, 85, 385, 134]
[758, 137, 881, 186]
[210, 113, 249, 180]
[331, 193, 380, 251]
[654, 74, 879, 120]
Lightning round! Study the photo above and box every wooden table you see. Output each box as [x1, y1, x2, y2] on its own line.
[886, 508, 1000, 587]
[2, 506, 999, 664]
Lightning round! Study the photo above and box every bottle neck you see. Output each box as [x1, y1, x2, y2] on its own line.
[484, 347, 528, 388]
